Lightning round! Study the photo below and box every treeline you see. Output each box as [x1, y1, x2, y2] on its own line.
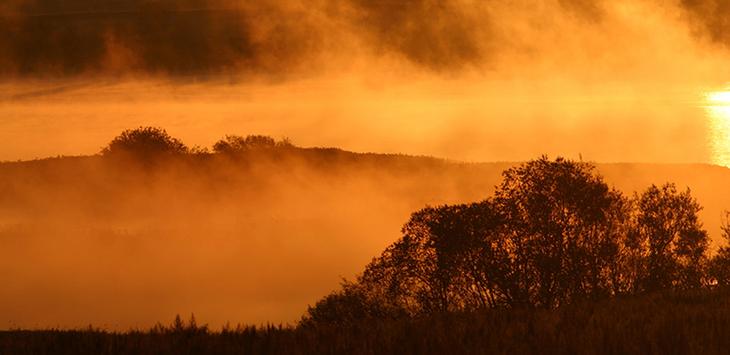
[304, 156, 730, 324]
[100, 126, 294, 158]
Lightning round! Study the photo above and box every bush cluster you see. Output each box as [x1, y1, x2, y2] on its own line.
[100, 127, 293, 158]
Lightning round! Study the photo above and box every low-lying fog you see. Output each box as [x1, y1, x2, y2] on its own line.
[0, 153, 728, 329]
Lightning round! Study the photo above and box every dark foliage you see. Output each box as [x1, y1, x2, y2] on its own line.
[100, 129, 295, 161]
[305, 157, 712, 324]
[632, 184, 708, 291]
[212, 135, 292, 154]
[101, 126, 188, 158]
[493, 158, 631, 307]
[709, 213, 730, 287]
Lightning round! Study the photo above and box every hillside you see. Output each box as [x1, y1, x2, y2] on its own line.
[1, 147, 729, 329]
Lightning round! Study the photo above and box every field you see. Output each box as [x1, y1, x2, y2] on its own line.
[4, 290, 730, 354]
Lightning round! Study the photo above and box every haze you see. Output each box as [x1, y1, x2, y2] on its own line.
[1, 0, 730, 163]
[2, 0, 730, 330]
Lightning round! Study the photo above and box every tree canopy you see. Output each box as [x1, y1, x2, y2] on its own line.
[304, 156, 713, 325]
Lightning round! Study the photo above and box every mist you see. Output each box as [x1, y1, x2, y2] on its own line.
[2, 0, 730, 331]
[0, 151, 505, 328]
[2, 0, 730, 163]
[1, 151, 729, 329]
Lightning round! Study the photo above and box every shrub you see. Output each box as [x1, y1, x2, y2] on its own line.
[101, 127, 188, 158]
[212, 135, 293, 154]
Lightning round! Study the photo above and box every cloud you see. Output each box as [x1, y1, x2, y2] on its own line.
[0, 0, 326, 77]
[679, 0, 730, 47]
[1, 0, 729, 79]
[342, 0, 487, 71]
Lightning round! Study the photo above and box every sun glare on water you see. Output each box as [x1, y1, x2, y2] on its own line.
[706, 90, 730, 168]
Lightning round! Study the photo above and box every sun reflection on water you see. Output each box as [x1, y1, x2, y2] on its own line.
[706, 90, 730, 168]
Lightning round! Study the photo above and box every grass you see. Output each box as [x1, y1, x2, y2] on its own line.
[4, 289, 730, 354]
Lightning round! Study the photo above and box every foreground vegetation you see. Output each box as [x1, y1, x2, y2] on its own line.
[3, 289, 730, 354]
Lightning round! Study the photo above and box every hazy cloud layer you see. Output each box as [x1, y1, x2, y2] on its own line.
[0, 0, 326, 77]
[1, 0, 728, 78]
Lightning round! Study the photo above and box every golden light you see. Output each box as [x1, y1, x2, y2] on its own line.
[706, 90, 730, 168]
[707, 91, 730, 105]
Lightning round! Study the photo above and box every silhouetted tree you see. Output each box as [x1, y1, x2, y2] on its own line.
[424, 202, 514, 309]
[212, 135, 292, 154]
[632, 184, 708, 291]
[101, 126, 188, 158]
[493, 156, 630, 307]
[709, 213, 730, 287]
[306, 157, 714, 326]
[150, 314, 208, 336]
[301, 281, 407, 327]
[350, 202, 507, 315]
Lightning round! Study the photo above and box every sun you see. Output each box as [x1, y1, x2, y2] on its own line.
[707, 91, 730, 105]
[706, 89, 730, 167]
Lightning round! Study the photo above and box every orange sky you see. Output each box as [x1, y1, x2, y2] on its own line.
[1, 0, 730, 164]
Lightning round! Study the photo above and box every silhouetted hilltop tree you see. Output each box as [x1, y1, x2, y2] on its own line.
[101, 126, 188, 158]
[632, 184, 708, 291]
[304, 156, 712, 325]
[212, 135, 293, 154]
